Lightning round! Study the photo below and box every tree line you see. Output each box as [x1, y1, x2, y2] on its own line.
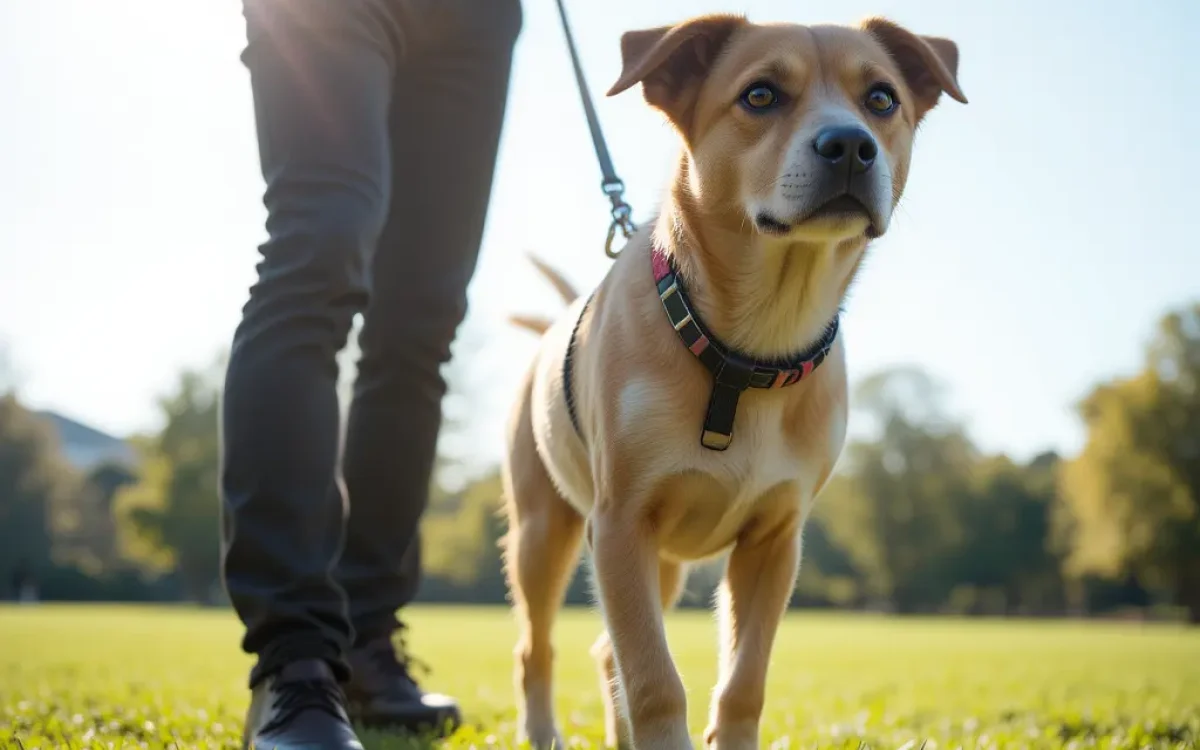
[2, 303, 1198, 623]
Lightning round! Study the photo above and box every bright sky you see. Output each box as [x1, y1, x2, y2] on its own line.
[2, 0, 1197, 470]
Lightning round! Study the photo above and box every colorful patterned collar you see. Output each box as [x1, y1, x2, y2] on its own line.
[651, 247, 840, 451]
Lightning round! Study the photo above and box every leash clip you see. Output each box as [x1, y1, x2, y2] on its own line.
[603, 180, 636, 259]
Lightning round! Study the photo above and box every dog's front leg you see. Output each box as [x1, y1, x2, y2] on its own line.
[591, 509, 692, 750]
[703, 515, 803, 750]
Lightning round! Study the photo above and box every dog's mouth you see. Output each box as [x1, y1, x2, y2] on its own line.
[755, 194, 880, 238]
[808, 194, 870, 221]
[755, 213, 793, 235]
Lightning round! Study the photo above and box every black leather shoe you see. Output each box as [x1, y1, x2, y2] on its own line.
[243, 659, 364, 750]
[344, 632, 461, 736]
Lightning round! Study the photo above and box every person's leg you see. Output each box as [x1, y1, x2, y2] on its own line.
[331, 0, 523, 732]
[219, 1, 400, 745]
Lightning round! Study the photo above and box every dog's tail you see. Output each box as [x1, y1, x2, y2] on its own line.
[527, 253, 579, 305]
[508, 314, 554, 335]
[507, 253, 580, 335]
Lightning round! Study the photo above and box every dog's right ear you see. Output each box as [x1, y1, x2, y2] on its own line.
[606, 14, 746, 133]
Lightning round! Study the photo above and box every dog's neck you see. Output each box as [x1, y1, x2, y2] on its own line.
[653, 161, 869, 362]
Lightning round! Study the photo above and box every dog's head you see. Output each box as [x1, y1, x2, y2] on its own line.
[608, 15, 966, 243]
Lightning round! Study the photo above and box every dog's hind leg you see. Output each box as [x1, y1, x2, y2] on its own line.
[502, 377, 584, 750]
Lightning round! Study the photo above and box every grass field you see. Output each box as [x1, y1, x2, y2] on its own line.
[1, 605, 1198, 749]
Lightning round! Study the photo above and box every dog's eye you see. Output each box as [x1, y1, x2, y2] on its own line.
[864, 85, 898, 116]
[740, 83, 780, 111]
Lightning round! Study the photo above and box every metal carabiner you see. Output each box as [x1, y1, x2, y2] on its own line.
[604, 197, 636, 259]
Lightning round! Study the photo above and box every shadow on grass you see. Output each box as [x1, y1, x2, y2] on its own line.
[357, 717, 466, 750]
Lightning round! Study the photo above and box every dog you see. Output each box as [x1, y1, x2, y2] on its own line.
[502, 13, 965, 750]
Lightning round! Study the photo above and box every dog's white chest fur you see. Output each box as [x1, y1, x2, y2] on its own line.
[615, 375, 805, 502]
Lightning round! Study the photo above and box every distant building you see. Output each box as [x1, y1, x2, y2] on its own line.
[33, 411, 141, 574]
[35, 410, 139, 473]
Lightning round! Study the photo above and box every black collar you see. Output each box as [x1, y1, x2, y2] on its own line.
[652, 247, 840, 450]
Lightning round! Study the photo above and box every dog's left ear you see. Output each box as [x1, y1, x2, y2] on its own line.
[861, 17, 967, 122]
[607, 14, 746, 134]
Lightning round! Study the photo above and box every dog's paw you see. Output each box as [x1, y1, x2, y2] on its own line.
[702, 721, 757, 750]
[517, 723, 566, 750]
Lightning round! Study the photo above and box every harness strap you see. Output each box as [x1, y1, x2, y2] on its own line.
[562, 294, 593, 439]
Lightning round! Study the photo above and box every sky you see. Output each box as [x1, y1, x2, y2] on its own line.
[1, 0, 1198, 470]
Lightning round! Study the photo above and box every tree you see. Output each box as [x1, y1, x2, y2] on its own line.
[55, 460, 140, 576]
[1060, 303, 1200, 622]
[116, 362, 223, 602]
[946, 452, 1067, 614]
[421, 472, 506, 590]
[792, 514, 866, 608]
[0, 393, 81, 597]
[0, 344, 16, 394]
[816, 367, 978, 612]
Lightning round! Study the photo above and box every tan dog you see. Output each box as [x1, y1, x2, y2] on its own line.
[502, 13, 965, 750]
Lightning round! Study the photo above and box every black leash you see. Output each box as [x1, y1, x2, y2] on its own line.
[553, 0, 636, 258]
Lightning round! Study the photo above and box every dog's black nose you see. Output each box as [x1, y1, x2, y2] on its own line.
[813, 126, 878, 173]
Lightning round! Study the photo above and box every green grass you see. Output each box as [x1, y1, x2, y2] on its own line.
[1, 605, 1198, 749]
